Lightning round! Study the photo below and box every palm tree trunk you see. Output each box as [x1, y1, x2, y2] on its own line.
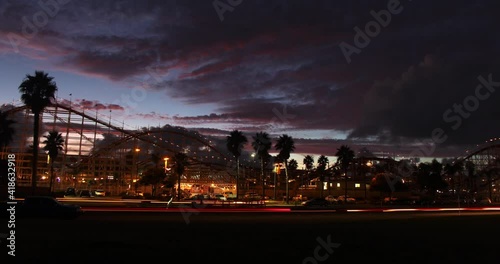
[32, 111, 40, 195]
[344, 168, 348, 203]
[285, 160, 289, 204]
[320, 177, 323, 198]
[236, 158, 240, 200]
[49, 162, 54, 194]
[177, 174, 181, 201]
[261, 158, 265, 199]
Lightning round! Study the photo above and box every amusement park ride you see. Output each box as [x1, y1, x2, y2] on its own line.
[0, 101, 243, 195]
[1, 101, 499, 200]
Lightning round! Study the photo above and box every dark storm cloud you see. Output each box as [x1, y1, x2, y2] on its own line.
[134, 112, 170, 121]
[349, 52, 500, 149]
[70, 99, 125, 111]
[1, 0, 499, 156]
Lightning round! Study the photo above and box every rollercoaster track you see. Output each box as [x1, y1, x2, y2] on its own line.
[7, 102, 495, 182]
[5, 102, 234, 175]
[88, 129, 230, 162]
[462, 143, 500, 161]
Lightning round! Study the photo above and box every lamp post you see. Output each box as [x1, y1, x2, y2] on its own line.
[164, 157, 169, 173]
[326, 160, 330, 195]
[133, 148, 140, 191]
[365, 161, 372, 202]
[274, 163, 281, 200]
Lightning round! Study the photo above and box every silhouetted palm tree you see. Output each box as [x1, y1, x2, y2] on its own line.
[252, 132, 272, 198]
[303, 155, 314, 171]
[19, 71, 58, 194]
[226, 130, 248, 199]
[0, 111, 16, 148]
[335, 145, 355, 201]
[465, 161, 476, 193]
[287, 159, 298, 196]
[148, 151, 163, 196]
[42, 131, 64, 193]
[288, 159, 298, 173]
[275, 134, 295, 203]
[139, 167, 165, 197]
[302, 155, 314, 190]
[317, 155, 329, 198]
[172, 152, 188, 201]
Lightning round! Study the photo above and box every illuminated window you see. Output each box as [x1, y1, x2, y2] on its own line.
[355, 183, 361, 188]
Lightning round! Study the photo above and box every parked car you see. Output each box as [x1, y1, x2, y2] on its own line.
[244, 192, 262, 200]
[223, 191, 236, 199]
[78, 189, 94, 198]
[337, 195, 356, 203]
[383, 197, 398, 203]
[214, 194, 227, 201]
[1, 196, 83, 219]
[293, 195, 308, 201]
[325, 195, 338, 203]
[301, 198, 331, 207]
[94, 189, 106, 197]
[384, 197, 417, 205]
[122, 191, 144, 199]
[64, 187, 77, 197]
[477, 197, 492, 205]
[186, 194, 206, 200]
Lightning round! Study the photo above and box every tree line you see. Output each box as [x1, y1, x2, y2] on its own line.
[2, 71, 496, 203]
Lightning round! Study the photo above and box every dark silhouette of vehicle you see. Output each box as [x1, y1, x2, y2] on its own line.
[78, 189, 94, 197]
[2, 196, 83, 219]
[337, 195, 356, 203]
[64, 187, 77, 197]
[301, 198, 331, 207]
[243, 192, 262, 200]
[324, 195, 338, 203]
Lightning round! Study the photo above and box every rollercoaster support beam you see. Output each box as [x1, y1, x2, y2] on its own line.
[62, 104, 71, 174]
[92, 111, 100, 179]
[52, 103, 57, 131]
[5, 102, 238, 187]
[78, 110, 84, 157]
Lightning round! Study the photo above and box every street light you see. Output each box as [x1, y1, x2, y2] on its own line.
[164, 157, 169, 173]
[274, 163, 282, 200]
[133, 148, 140, 190]
[365, 160, 373, 202]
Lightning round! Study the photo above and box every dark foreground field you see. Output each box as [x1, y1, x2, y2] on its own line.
[4, 211, 500, 263]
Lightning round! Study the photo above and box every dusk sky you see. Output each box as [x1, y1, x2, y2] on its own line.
[1, 0, 499, 163]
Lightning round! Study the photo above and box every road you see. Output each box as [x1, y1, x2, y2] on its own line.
[5, 210, 500, 263]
